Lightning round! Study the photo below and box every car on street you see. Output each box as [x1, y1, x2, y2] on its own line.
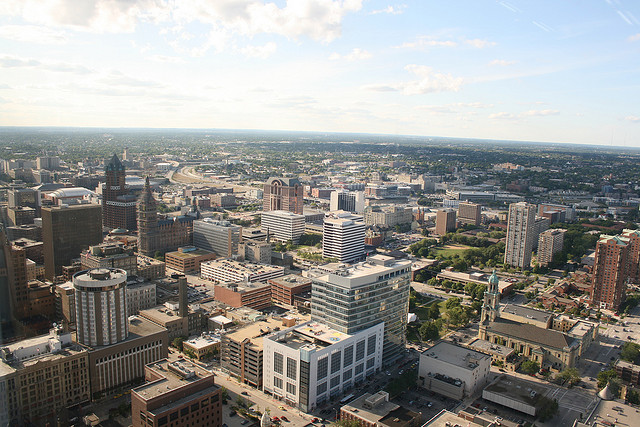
[241, 391, 250, 396]
[281, 416, 289, 422]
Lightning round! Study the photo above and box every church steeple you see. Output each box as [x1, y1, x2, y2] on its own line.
[481, 270, 501, 323]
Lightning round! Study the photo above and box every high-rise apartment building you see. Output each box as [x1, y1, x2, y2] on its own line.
[193, 219, 242, 258]
[591, 232, 637, 311]
[102, 154, 137, 231]
[311, 254, 412, 367]
[263, 177, 304, 215]
[458, 202, 482, 226]
[537, 229, 566, 267]
[330, 190, 365, 214]
[532, 216, 551, 250]
[42, 204, 103, 279]
[504, 202, 537, 269]
[322, 211, 365, 263]
[435, 209, 457, 235]
[74, 268, 129, 347]
[261, 210, 305, 243]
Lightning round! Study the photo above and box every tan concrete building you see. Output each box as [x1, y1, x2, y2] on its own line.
[80, 242, 137, 276]
[458, 201, 482, 226]
[0, 328, 90, 426]
[131, 358, 222, 427]
[504, 202, 536, 269]
[340, 391, 422, 427]
[537, 229, 566, 267]
[165, 247, 216, 273]
[435, 209, 457, 235]
[242, 239, 272, 264]
[214, 282, 272, 310]
[137, 255, 166, 280]
[183, 334, 221, 361]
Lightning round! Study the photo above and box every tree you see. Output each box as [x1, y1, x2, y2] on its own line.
[621, 342, 640, 363]
[172, 337, 185, 352]
[220, 387, 229, 404]
[521, 360, 540, 375]
[536, 396, 559, 422]
[447, 306, 467, 326]
[597, 369, 619, 389]
[428, 302, 441, 319]
[445, 297, 461, 310]
[419, 321, 440, 341]
[334, 420, 364, 427]
[627, 388, 640, 404]
[556, 368, 581, 386]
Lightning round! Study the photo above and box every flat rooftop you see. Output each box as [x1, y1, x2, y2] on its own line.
[316, 256, 412, 287]
[132, 358, 216, 401]
[424, 409, 486, 427]
[500, 303, 552, 324]
[268, 274, 312, 288]
[268, 321, 351, 351]
[567, 320, 596, 337]
[422, 341, 490, 371]
[202, 259, 284, 274]
[167, 248, 215, 258]
[225, 317, 290, 350]
[185, 334, 221, 349]
[139, 306, 184, 324]
[341, 392, 399, 424]
[467, 338, 515, 358]
[484, 375, 548, 408]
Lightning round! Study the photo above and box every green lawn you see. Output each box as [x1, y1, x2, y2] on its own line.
[432, 246, 469, 258]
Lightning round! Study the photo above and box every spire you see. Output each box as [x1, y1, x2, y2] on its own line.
[488, 269, 499, 293]
[105, 153, 124, 172]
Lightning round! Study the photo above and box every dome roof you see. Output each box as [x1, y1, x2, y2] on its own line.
[50, 187, 96, 198]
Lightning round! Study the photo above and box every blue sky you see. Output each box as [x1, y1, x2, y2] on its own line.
[1, 0, 639, 146]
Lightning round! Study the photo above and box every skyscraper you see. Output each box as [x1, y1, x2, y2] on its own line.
[102, 154, 137, 231]
[263, 177, 303, 215]
[261, 210, 305, 243]
[458, 201, 482, 226]
[322, 211, 365, 263]
[537, 229, 566, 267]
[193, 219, 242, 258]
[42, 204, 103, 279]
[74, 268, 128, 347]
[329, 190, 365, 214]
[504, 202, 536, 269]
[311, 254, 412, 366]
[435, 209, 456, 235]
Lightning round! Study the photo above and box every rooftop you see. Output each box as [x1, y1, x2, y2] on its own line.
[139, 306, 185, 323]
[484, 375, 548, 408]
[421, 341, 490, 371]
[500, 303, 553, 324]
[423, 409, 486, 427]
[225, 315, 310, 349]
[268, 321, 351, 351]
[166, 248, 215, 258]
[268, 274, 312, 288]
[467, 338, 516, 358]
[341, 392, 399, 425]
[185, 334, 221, 349]
[132, 358, 217, 402]
[487, 319, 576, 350]
[315, 255, 411, 288]
[202, 259, 284, 275]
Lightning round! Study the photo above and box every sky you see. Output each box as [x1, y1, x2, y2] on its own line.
[0, 0, 639, 147]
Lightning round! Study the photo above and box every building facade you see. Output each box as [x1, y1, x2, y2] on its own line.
[74, 268, 129, 347]
[102, 154, 137, 231]
[435, 209, 456, 235]
[165, 247, 216, 273]
[330, 190, 365, 214]
[311, 254, 412, 367]
[458, 202, 482, 226]
[322, 211, 365, 263]
[261, 210, 305, 243]
[193, 219, 242, 258]
[42, 204, 103, 279]
[268, 274, 312, 306]
[263, 321, 384, 412]
[504, 202, 537, 269]
[200, 259, 285, 284]
[81, 242, 138, 276]
[591, 234, 631, 311]
[537, 229, 566, 267]
[263, 177, 304, 215]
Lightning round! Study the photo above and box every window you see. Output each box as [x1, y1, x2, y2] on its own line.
[191, 402, 199, 412]
[274, 377, 283, 389]
[286, 382, 296, 395]
[330, 351, 341, 374]
[355, 363, 364, 375]
[158, 416, 167, 426]
[286, 358, 297, 380]
[356, 340, 365, 361]
[367, 357, 375, 369]
[343, 370, 352, 381]
[317, 357, 328, 380]
[343, 346, 353, 367]
[330, 375, 340, 389]
[274, 352, 283, 374]
[367, 335, 376, 355]
[181, 407, 189, 416]
[316, 380, 328, 396]
[170, 411, 178, 421]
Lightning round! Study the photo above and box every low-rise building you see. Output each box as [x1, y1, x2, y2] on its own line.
[136, 255, 166, 280]
[263, 321, 384, 411]
[418, 341, 491, 400]
[165, 246, 216, 273]
[482, 375, 550, 416]
[242, 239, 272, 264]
[340, 391, 422, 427]
[183, 333, 221, 361]
[201, 259, 285, 284]
[268, 274, 313, 305]
[131, 358, 222, 427]
[221, 315, 309, 389]
[139, 306, 189, 341]
[126, 279, 157, 316]
[214, 282, 272, 310]
[81, 242, 137, 276]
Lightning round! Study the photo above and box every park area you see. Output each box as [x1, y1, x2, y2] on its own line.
[431, 243, 471, 258]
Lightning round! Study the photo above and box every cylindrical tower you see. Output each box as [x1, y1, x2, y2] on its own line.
[74, 268, 128, 346]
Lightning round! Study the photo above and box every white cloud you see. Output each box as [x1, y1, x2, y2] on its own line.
[146, 54, 186, 64]
[628, 33, 640, 42]
[0, 24, 68, 44]
[240, 42, 277, 58]
[521, 109, 559, 117]
[364, 65, 463, 95]
[0, 55, 92, 74]
[396, 37, 457, 49]
[489, 112, 516, 120]
[370, 5, 406, 15]
[625, 115, 640, 122]
[464, 38, 496, 48]
[329, 48, 372, 61]
[489, 59, 516, 66]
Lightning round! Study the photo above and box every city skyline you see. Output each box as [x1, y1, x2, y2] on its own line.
[1, 1, 640, 146]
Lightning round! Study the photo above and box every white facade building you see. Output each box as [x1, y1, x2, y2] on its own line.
[125, 280, 157, 316]
[193, 218, 242, 258]
[261, 210, 305, 243]
[322, 211, 365, 263]
[329, 190, 365, 213]
[200, 259, 285, 284]
[504, 202, 537, 268]
[263, 321, 384, 412]
[418, 341, 491, 400]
